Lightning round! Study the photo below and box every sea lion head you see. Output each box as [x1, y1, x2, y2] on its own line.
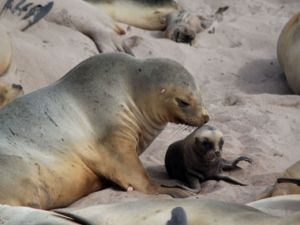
[133, 57, 209, 128]
[164, 10, 203, 44]
[191, 125, 224, 162]
[0, 83, 23, 109]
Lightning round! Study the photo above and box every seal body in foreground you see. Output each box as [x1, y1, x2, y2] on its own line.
[2, 197, 300, 225]
[165, 124, 252, 190]
[277, 11, 300, 94]
[0, 53, 209, 209]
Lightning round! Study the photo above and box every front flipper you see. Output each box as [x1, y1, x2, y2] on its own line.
[212, 175, 247, 186]
[160, 179, 200, 194]
[221, 156, 252, 171]
[167, 207, 188, 225]
[277, 178, 300, 186]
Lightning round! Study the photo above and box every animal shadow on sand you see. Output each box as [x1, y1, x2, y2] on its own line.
[236, 59, 292, 95]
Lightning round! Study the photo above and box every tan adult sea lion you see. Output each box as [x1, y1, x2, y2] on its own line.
[0, 53, 209, 209]
[85, 0, 204, 44]
[277, 11, 300, 94]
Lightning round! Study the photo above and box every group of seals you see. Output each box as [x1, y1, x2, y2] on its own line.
[1, 196, 300, 225]
[277, 11, 300, 94]
[0, 53, 209, 209]
[165, 124, 252, 190]
[0, 0, 208, 109]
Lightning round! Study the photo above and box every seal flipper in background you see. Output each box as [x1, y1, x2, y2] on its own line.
[167, 207, 188, 225]
[277, 178, 300, 186]
[54, 210, 94, 225]
[221, 156, 253, 171]
[0, 0, 54, 31]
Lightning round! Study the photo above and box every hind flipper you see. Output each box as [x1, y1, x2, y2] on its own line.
[277, 178, 300, 186]
[222, 156, 253, 171]
[212, 175, 247, 186]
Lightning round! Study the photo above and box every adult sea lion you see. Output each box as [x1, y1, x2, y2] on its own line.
[277, 11, 300, 94]
[85, 0, 204, 44]
[0, 53, 209, 209]
[2, 197, 300, 225]
[165, 124, 252, 191]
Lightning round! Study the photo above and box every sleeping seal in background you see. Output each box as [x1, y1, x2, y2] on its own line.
[85, 0, 204, 44]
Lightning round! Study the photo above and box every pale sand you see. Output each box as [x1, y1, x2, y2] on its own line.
[1, 0, 300, 208]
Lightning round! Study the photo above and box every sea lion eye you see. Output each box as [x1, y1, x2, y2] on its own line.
[175, 98, 190, 108]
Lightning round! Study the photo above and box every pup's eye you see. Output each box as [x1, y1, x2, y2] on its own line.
[175, 98, 190, 108]
[201, 138, 212, 150]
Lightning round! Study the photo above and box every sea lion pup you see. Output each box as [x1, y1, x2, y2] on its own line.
[277, 11, 300, 94]
[85, 0, 203, 44]
[165, 124, 252, 190]
[258, 161, 300, 199]
[0, 53, 209, 209]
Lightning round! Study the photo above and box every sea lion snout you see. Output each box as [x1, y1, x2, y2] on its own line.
[201, 107, 210, 124]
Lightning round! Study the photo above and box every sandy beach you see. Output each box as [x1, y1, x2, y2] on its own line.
[1, 0, 300, 209]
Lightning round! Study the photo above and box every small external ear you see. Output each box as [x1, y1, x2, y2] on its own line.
[197, 15, 213, 29]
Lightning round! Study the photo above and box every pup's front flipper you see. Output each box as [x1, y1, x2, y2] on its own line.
[221, 156, 252, 171]
[212, 175, 247, 186]
[160, 179, 200, 194]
